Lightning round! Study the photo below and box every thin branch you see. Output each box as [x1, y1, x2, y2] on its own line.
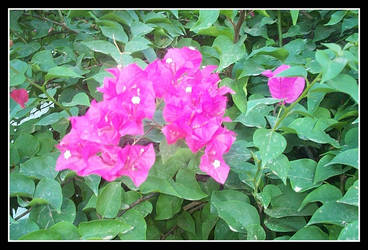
[23, 12, 79, 34]
[234, 10, 246, 43]
[14, 207, 32, 221]
[117, 193, 157, 217]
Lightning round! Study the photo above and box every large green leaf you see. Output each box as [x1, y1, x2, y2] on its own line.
[265, 154, 290, 185]
[337, 180, 358, 206]
[264, 216, 306, 232]
[10, 218, 39, 240]
[96, 182, 122, 218]
[173, 168, 208, 200]
[14, 134, 40, 159]
[315, 50, 348, 83]
[307, 201, 358, 227]
[78, 219, 133, 240]
[289, 225, 328, 240]
[212, 35, 246, 72]
[48, 221, 81, 240]
[10, 173, 35, 198]
[326, 74, 358, 103]
[338, 220, 358, 240]
[31, 178, 63, 212]
[324, 148, 358, 169]
[19, 152, 59, 180]
[98, 20, 128, 43]
[288, 159, 321, 193]
[154, 193, 183, 220]
[118, 209, 147, 240]
[45, 66, 83, 82]
[190, 10, 220, 33]
[253, 128, 287, 164]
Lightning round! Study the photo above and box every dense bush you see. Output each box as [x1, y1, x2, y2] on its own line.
[9, 9, 359, 241]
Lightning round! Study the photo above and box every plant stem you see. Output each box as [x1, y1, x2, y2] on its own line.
[277, 10, 283, 47]
[117, 192, 157, 217]
[234, 10, 246, 43]
[272, 72, 322, 131]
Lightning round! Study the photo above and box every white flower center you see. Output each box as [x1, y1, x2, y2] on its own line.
[188, 46, 196, 50]
[131, 96, 141, 104]
[166, 58, 173, 64]
[185, 86, 192, 93]
[64, 150, 71, 160]
[212, 160, 220, 169]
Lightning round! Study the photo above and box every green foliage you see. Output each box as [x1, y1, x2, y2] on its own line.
[9, 9, 358, 241]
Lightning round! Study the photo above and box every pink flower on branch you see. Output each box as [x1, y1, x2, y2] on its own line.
[262, 64, 305, 104]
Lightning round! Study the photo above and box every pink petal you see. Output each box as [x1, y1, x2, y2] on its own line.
[10, 88, 28, 108]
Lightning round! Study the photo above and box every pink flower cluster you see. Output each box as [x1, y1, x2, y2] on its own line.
[146, 46, 236, 184]
[55, 47, 236, 186]
[55, 64, 156, 187]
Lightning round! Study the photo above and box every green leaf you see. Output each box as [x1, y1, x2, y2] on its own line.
[19, 152, 60, 180]
[154, 193, 183, 220]
[229, 77, 248, 113]
[253, 128, 287, 164]
[125, 36, 151, 54]
[173, 168, 208, 200]
[190, 10, 220, 33]
[315, 50, 348, 83]
[287, 117, 340, 148]
[337, 180, 358, 206]
[324, 148, 358, 169]
[19, 229, 62, 240]
[12, 41, 41, 58]
[32, 178, 63, 212]
[29, 198, 76, 229]
[10, 59, 28, 86]
[245, 224, 266, 240]
[264, 216, 306, 232]
[96, 182, 122, 218]
[35, 111, 69, 126]
[223, 140, 252, 169]
[10, 218, 39, 240]
[98, 20, 128, 43]
[177, 210, 196, 234]
[62, 92, 90, 107]
[211, 198, 259, 233]
[338, 220, 358, 240]
[247, 46, 289, 61]
[10, 173, 35, 198]
[118, 209, 147, 240]
[14, 134, 40, 159]
[256, 184, 282, 209]
[298, 183, 343, 211]
[48, 221, 81, 240]
[45, 66, 83, 82]
[289, 226, 328, 240]
[84, 174, 101, 196]
[82, 40, 126, 65]
[314, 153, 345, 184]
[290, 10, 299, 25]
[324, 10, 347, 26]
[212, 35, 246, 72]
[275, 65, 307, 78]
[130, 21, 154, 38]
[288, 159, 321, 193]
[307, 201, 358, 227]
[78, 219, 133, 240]
[265, 154, 290, 185]
[326, 74, 358, 103]
[264, 184, 319, 218]
[31, 50, 57, 72]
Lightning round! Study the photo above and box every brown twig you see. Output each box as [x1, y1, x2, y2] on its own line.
[14, 207, 32, 221]
[23, 12, 79, 34]
[117, 192, 157, 217]
[234, 10, 246, 43]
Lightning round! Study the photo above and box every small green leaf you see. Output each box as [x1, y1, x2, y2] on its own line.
[337, 180, 358, 206]
[10, 218, 39, 240]
[48, 221, 81, 240]
[98, 20, 128, 43]
[315, 50, 348, 83]
[173, 168, 208, 200]
[45, 66, 83, 82]
[290, 10, 299, 25]
[247, 47, 289, 61]
[264, 216, 306, 232]
[19, 229, 62, 240]
[326, 74, 358, 103]
[118, 209, 147, 240]
[19, 152, 60, 180]
[62, 92, 90, 107]
[265, 154, 290, 185]
[324, 10, 347, 26]
[14, 134, 40, 159]
[275, 65, 307, 78]
[10, 59, 28, 86]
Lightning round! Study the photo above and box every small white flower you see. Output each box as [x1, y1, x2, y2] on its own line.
[64, 150, 71, 160]
[185, 86, 192, 93]
[188, 46, 196, 50]
[212, 160, 221, 169]
[166, 58, 173, 64]
[131, 96, 141, 104]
